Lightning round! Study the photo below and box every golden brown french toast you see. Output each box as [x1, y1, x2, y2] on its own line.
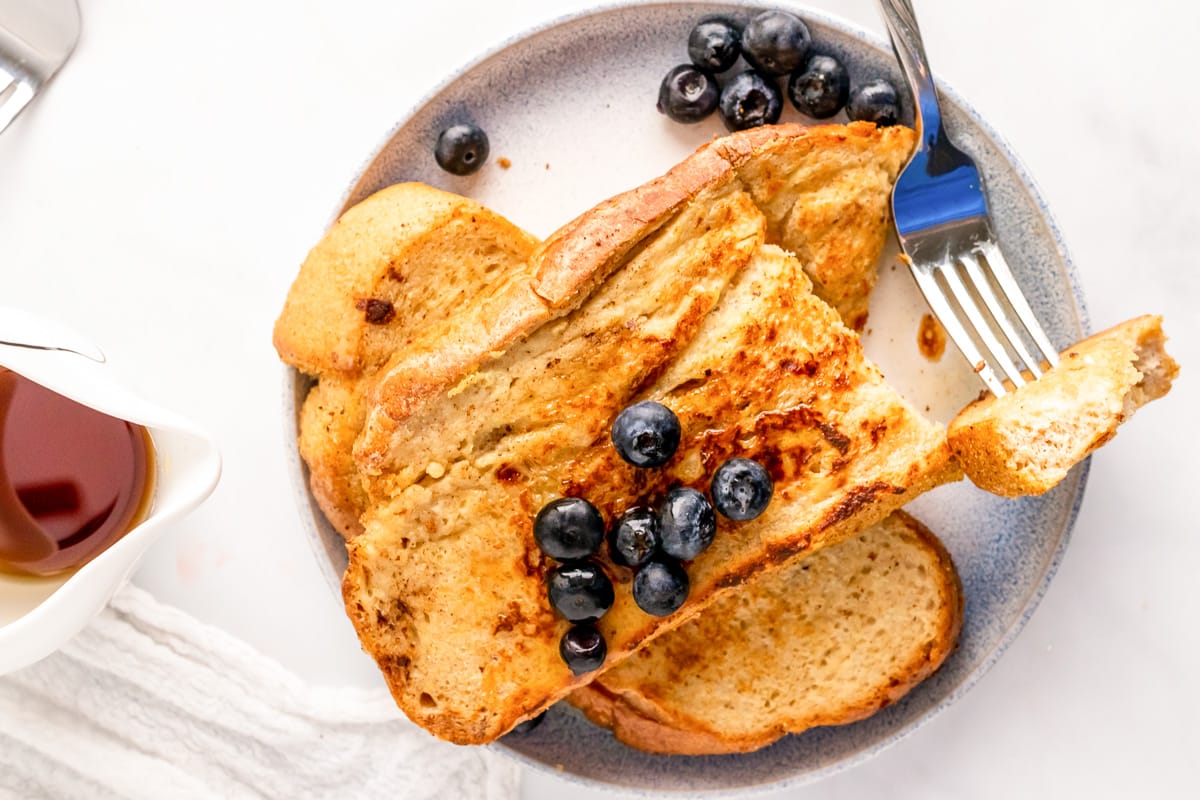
[949, 314, 1178, 497]
[274, 183, 539, 537]
[569, 511, 962, 755]
[279, 124, 911, 539]
[732, 123, 909, 330]
[274, 182, 539, 377]
[337, 123, 960, 745]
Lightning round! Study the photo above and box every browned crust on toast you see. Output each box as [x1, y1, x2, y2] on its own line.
[568, 511, 963, 755]
[531, 120, 911, 320]
[297, 376, 370, 537]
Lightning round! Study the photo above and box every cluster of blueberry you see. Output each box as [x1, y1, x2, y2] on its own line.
[657, 10, 899, 131]
[533, 401, 774, 675]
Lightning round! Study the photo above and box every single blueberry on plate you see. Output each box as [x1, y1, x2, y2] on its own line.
[788, 53, 850, 119]
[658, 486, 716, 560]
[533, 497, 605, 560]
[611, 400, 682, 468]
[687, 18, 741, 73]
[718, 70, 783, 131]
[609, 506, 660, 568]
[434, 123, 489, 176]
[547, 561, 615, 622]
[711, 458, 774, 521]
[560, 624, 607, 675]
[632, 558, 690, 616]
[741, 10, 811, 77]
[656, 64, 720, 123]
[847, 79, 900, 127]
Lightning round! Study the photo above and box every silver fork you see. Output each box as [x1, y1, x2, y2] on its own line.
[879, 0, 1058, 396]
[0, 0, 80, 135]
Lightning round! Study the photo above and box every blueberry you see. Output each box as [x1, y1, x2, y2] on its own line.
[533, 497, 605, 561]
[656, 64, 720, 124]
[687, 18, 741, 73]
[711, 458, 774, 521]
[632, 559, 690, 616]
[611, 401, 681, 468]
[609, 507, 660, 568]
[788, 54, 850, 119]
[547, 561, 614, 622]
[560, 624, 607, 675]
[847, 79, 900, 127]
[434, 123, 489, 176]
[718, 70, 783, 132]
[657, 486, 716, 560]
[510, 711, 546, 734]
[741, 10, 811, 77]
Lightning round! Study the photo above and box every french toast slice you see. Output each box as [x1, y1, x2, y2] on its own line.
[278, 123, 911, 539]
[949, 314, 1178, 497]
[568, 511, 962, 755]
[340, 123, 961, 745]
[274, 181, 540, 377]
[274, 183, 539, 537]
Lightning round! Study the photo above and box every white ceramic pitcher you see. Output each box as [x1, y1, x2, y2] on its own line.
[0, 308, 221, 674]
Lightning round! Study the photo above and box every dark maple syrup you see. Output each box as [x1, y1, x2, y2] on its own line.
[0, 368, 154, 576]
[918, 313, 947, 362]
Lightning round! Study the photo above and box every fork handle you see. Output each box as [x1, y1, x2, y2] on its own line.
[877, 0, 941, 151]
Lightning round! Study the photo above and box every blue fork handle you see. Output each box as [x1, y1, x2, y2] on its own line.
[879, 0, 988, 235]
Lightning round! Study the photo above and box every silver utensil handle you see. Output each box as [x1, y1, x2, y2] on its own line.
[877, 0, 940, 148]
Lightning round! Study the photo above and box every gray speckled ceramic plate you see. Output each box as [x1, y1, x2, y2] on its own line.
[283, 1, 1090, 794]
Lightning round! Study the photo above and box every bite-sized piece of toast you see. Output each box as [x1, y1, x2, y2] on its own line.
[275, 184, 539, 537]
[569, 511, 962, 755]
[341, 123, 959, 745]
[949, 315, 1177, 497]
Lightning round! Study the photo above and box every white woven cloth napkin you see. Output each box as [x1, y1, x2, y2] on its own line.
[0, 585, 522, 800]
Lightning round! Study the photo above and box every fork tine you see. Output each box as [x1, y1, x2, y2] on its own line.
[0, 64, 16, 96]
[884, 0, 1063, 396]
[0, 78, 34, 135]
[959, 249, 1046, 379]
[975, 240, 1060, 368]
[909, 266, 1009, 396]
[938, 260, 1028, 389]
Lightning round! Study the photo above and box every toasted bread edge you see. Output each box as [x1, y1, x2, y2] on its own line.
[568, 511, 964, 755]
[948, 314, 1178, 497]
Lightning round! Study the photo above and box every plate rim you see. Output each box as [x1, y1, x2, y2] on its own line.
[281, 0, 1092, 793]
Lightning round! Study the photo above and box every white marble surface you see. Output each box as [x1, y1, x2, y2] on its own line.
[2, 0, 1197, 797]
